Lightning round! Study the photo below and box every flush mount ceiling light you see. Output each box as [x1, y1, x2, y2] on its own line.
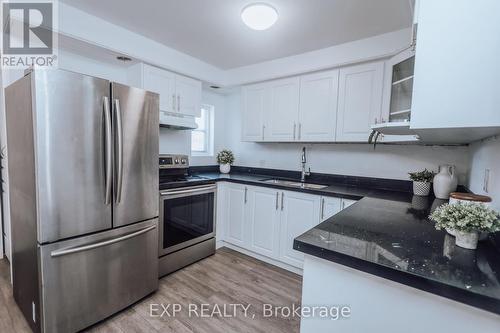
[241, 3, 278, 30]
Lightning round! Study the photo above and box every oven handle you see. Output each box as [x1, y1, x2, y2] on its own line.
[160, 185, 216, 196]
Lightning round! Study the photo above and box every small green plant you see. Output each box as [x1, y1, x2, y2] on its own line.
[408, 169, 436, 183]
[429, 202, 500, 233]
[217, 149, 235, 165]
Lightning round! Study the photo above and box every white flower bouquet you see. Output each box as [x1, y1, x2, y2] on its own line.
[429, 202, 500, 249]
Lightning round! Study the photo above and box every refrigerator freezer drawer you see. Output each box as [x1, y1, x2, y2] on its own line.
[39, 219, 159, 333]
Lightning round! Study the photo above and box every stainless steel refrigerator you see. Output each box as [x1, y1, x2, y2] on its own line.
[4, 69, 160, 333]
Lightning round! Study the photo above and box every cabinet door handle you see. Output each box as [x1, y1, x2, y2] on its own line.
[262, 125, 265, 140]
[298, 123, 302, 140]
[172, 94, 176, 111]
[244, 187, 248, 204]
[177, 95, 180, 112]
[281, 192, 284, 211]
[320, 198, 325, 220]
[276, 192, 279, 210]
[293, 123, 296, 140]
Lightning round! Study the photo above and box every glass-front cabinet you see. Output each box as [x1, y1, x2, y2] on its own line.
[379, 48, 416, 124]
[389, 52, 415, 123]
[369, 48, 418, 142]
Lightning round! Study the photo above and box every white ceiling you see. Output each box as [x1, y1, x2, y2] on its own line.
[60, 0, 412, 70]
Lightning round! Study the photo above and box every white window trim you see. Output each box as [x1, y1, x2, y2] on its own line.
[191, 104, 214, 156]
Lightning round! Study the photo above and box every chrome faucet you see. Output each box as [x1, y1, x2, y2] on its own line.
[301, 147, 311, 182]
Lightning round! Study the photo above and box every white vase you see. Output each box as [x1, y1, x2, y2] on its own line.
[433, 164, 458, 199]
[219, 164, 231, 174]
[455, 230, 479, 250]
[413, 181, 431, 196]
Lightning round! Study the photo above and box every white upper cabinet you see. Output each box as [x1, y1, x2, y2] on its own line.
[241, 62, 384, 143]
[242, 83, 268, 141]
[410, 0, 500, 142]
[265, 77, 300, 142]
[129, 63, 201, 118]
[175, 75, 201, 117]
[142, 65, 175, 113]
[336, 62, 384, 142]
[298, 70, 339, 142]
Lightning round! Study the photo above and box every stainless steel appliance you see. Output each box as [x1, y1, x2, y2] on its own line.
[158, 155, 216, 276]
[4, 69, 160, 333]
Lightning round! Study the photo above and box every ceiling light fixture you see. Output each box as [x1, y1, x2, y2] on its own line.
[241, 3, 278, 31]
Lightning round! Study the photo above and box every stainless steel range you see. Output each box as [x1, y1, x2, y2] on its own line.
[158, 155, 216, 277]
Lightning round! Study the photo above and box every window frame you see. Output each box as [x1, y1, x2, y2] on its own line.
[191, 104, 214, 156]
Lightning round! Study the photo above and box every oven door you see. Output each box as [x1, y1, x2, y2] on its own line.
[159, 184, 216, 256]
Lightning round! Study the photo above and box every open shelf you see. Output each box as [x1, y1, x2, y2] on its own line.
[390, 109, 411, 116]
[392, 75, 414, 86]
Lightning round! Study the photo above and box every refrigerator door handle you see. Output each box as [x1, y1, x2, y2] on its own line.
[50, 224, 157, 258]
[114, 98, 124, 204]
[103, 96, 112, 205]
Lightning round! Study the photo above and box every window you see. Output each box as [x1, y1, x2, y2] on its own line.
[191, 104, 214, 156]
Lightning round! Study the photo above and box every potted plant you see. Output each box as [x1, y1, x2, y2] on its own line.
[217, 149, 234, 174]
[408, 169, 436, 196]
[429, 202, 500, 249]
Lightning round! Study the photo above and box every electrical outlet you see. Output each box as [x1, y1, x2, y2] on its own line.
[483, 169, 490, 193]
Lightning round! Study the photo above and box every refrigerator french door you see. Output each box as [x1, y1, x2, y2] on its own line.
[5, 69, 159, 333]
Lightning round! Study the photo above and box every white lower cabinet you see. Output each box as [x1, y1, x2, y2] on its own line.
[279, 191, 321, 268]
[223, 183, 248, 248]
[247, 186, 281, 258]
[218, 183, 357, 270]
[342, 198, 358, 210]
[320, 196, 342, 222]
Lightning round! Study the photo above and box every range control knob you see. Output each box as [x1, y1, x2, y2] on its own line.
[174, 159, 179, 164]
[181, 159, 187, 165]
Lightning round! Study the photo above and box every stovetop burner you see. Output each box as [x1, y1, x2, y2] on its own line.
[160, 174, 207, 184]
[159, 154, 210, 186]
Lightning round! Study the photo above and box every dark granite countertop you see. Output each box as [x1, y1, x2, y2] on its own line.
[294, 195, 500, 315]
[165, 166, 414, 202]
[164, 166, 500, 314]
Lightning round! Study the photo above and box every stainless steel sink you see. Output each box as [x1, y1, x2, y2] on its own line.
[260, 179, 328, 190]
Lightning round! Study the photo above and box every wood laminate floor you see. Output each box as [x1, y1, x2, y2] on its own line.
[0, 248, 302, 333]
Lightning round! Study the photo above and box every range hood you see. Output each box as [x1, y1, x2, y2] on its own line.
[159, 111, 197, 130]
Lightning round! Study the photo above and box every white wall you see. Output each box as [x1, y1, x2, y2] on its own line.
[224, 92, 470, 183]
[468, 136, 500, 210]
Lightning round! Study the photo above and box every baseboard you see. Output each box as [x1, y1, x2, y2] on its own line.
[218, 241, 303, 276]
